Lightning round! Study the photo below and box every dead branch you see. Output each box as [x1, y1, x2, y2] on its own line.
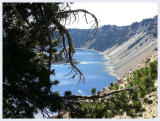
[53, 19, 85, 83]
[56, 9, 98, 38]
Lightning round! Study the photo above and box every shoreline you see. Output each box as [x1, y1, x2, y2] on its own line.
[76, 47, 102, 53]
[76, 47, 157, 81]
[76, 47, 120, 79]
[102, 53, 120, 80]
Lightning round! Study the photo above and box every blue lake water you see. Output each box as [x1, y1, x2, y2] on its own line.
[50, 49, 117, 96]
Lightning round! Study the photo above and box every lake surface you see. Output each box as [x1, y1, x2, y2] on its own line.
[50, 49, 117, 96]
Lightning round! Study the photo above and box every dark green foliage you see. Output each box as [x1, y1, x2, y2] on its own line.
[79, 60, 157, 118]
[144, 98, 153, 104]
[91, 88, 96, 96]
[149, 61, 157, 79]
[3, 2, 99, 118]
[52, 80, 60, 86]
[3, 3, 72, 118]
[114, 83, 119, 90]
[108, 83, 113, 89]
[126, 109, 135, 117]
[64, 91, 72, 97]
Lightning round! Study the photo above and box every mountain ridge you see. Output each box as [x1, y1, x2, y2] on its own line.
[69, 15, 157, 78]
[69, 15, 157, 51]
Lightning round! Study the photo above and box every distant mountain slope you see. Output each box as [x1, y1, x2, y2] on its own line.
[102, 16, 157, 78]
[69, 16, 157, 78]
[68, 29, 91, 48]
[69, 16, 157, 51]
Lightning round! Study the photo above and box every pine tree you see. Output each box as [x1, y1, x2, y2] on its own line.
[3, 3, 98, 118]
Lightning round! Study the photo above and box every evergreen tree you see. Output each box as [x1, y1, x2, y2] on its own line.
[3, 3, 98, 118]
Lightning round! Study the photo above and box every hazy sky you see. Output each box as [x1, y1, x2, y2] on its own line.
[65, 2, 157, 29]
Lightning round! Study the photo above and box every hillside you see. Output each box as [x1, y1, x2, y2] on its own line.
[98, 50, 158, 118]
[69, 16, 157, 50]
[69, 16, 157, 78]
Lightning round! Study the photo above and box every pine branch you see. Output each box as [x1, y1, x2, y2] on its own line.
[9, 4, 30, 39]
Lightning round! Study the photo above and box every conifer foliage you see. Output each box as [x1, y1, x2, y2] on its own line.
[79, 61, 157, 118]
[3, 3, 98, 118]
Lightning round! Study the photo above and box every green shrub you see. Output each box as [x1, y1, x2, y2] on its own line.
[114, 83, 119, 90]
[91, 88, 96, 96]
[144, 98, 153, 104]
[127, 109, 135, 117]
[78, 60, 157, 118]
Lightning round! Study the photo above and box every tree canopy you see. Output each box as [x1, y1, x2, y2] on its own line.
[3, 3, 98, 118]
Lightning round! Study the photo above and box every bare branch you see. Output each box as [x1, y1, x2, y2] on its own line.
[56, 9, 97, 23]
[53, 19, 85, 83]
[63, 86, 137, 100]
[56, 9, 98, 35]
[84, 13, 88, 24]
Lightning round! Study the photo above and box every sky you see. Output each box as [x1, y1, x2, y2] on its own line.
[65, 2, 157, 29]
